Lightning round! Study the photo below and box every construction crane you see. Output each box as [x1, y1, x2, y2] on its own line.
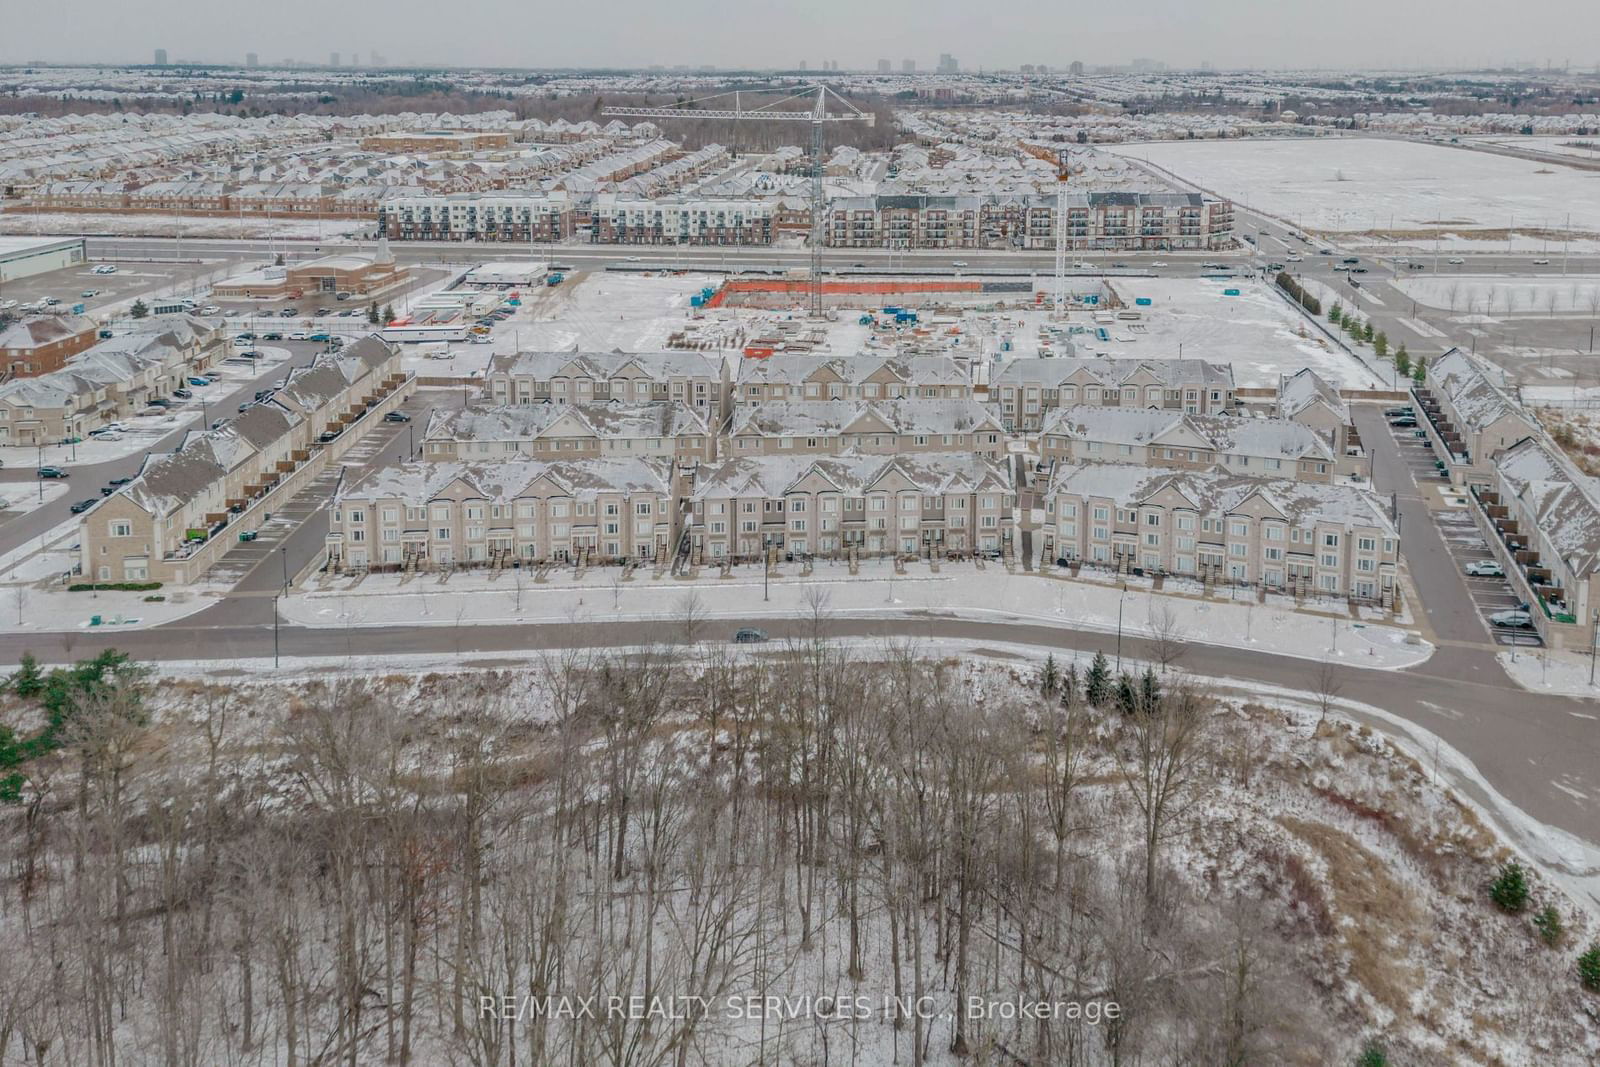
[1053, 145, 1070, 318]
[603, 85, 874, 317]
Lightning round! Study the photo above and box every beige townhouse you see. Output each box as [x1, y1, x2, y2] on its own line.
[326, 456, 677, 571]
[423, 402, 716, 466]
[686, 450, 1016, 563]
[272, 336, 405, 441]
[485, 351, 730, 423]
[734, 355, 973, 407]
[725, 398, 1006, 459]
[1041, 463, 1400, 603]
[1037, 405, 1345, 483]
[1275, 367, 1359, 460]
[989, 357, 1237, 432]
[1414, 348, 1539, 487]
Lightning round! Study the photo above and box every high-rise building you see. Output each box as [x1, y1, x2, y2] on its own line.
[878, 58, 891, 73]
[1068, 60, 1085, 76]
[153, 48, 168, 65]
[937, 53, 958, 74]
[903, 59, 915, 73]
[245, 52, 258, 68]
[370, 50, 382, 66]
[329, 51, 341, 67]
[799, 60, 807, 71]
[350, 51, 361, 66]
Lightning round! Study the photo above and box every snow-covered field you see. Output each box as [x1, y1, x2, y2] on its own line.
[1467, 134, 1600, 163]
[0, 207, 367, 240]
[495, 270, 727, 352]
[0, 480, 69, 517]
[1109, 137, 1600, 239]
[1394, 274, 1600, 315]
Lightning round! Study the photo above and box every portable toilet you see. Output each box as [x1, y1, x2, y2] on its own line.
[1134, 297, 1153, 306]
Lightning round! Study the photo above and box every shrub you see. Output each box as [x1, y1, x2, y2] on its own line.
[1490, 860, 1529, 913]
[1533, 905, 1563, 946]
[1579, 944, 1600, 992]
[142, 594, 166, 603]
[1356, 1041, 1389, 1067]
[67, 581, 162, 593]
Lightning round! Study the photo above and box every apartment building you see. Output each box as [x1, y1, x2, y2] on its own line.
[1037, 405, 1343, 483]
[726, 399, 1005, 459]
[0, 312, 99, 376]
[1468, 436, 1600, 651]
[379, 191, 574, 242]
[1413, 348, 1539, 487]
[1041, 464, 1399, 602]
[326, 456, 677, 570]
[735, 355, 972, 407]
[423, 402, 716, 466]
[484, 351, 730, 421]
[686, 451, 1016, 562]
[989, 358, 1237, 431]
[588, 195, 774, 246]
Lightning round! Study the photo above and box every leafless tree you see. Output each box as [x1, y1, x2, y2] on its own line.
[1111, 678, 1213, 909]
[1146, 597, 1190, 674]
[1312, 655, 1343, 732]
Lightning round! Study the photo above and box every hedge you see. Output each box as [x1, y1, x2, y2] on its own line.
[67, 581, 163, 593]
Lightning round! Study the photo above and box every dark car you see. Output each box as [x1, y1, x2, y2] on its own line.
[254, 389, 275, 401]
[1341, 257, 1360, 264]
[1352, 267, 1368, 273]
[147, 397, 170, 407]
[1383, 406, 1413, 418]
[37, 466, 67, 479]
[1391, 416, 1418, 427]
[732, 628, 769, 644]
[109, 476, 132, 486]
[173, 388, 194, 400]
[238, 402, 255, 413]
[69, 499, 97, 513]
[261, 331, 283, 341]
[383, 411, 411, 423]
[318, 429, 343, 443]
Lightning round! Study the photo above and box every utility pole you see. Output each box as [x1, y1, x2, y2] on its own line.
[1590, 609, 1598, 688]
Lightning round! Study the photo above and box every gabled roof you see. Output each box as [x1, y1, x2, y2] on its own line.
[337, 456, 674, 504]
[730, 398, 1001, 438]
[1278, 368, 1348, 422]
[426, 401, 709, 443]
[488, 350, 724, 381]
[734, 354, 968, 388]
[1040, 405, 1332, 462]
[690, 449, 1011, 501]
[1496, 436, 1600, 578]
[1430, 348, 1534, 438]
[992, 357, 1233, 390]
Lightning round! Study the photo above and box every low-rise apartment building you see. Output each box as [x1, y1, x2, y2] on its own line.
[1041, 463, 1399, 603]
[1413, 348, 1538, 487]
[423, 402, 716, 466]
[1469, 436, 1600, 651]
[485, 350, 729, 421]
[379, 191, 574, 242]
[326, 456, 677, 570]
[588, 195, 773, 246]
[726, 399, 1006, 459]
[1037, 405, 1344, 483]
[686, 451, 1016, 562]
[990, 357, 1237, 431]
[735, 355, 972, 407]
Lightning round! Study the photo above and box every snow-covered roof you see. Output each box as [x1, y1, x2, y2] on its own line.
[1495, 437, 1600, 579]
[337, 456, 675, 504]
[730, 398, 1001, 438]
[691, 449, 1011, 501]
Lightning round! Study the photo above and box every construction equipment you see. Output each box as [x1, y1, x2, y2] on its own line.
[603, 86, 874, 318]
[1053, 146, 1069, 317]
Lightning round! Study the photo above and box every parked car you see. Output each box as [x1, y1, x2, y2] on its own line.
[254, 389, 275, 401]
[238, 402, 255, 413]
[36, 466, 67, 479]
[279, 307, 299, 317]
[335, 292, 351, 301]
[307, 333, 332, 342]
[92, 264, 118, 274]
[109, 476, 132, 486]
[288, 332, 310, 341]
[261, 331, 283, 341]
[80, 289, 99, 299]
[1383, 406, 1413, 417]
[69, 499, 98, 514]
[383, 411, 411, 423]
[1490, 610, 1534, 629]
[147, 397, 170, 408]
[234, 332, 256, 342]
[732, 628, 769, 644]
[1465, 560, 1504, 577]
[187, 376, 211, 387]
[173, 388, 194, 399]
[239, 349, 261, 360]
[1390, 416, 1418, 427]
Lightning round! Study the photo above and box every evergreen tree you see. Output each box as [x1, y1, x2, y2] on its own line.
[1490, 860, 1529, 913]
[1580, 944, 1600, 991]
[9, 653, 43, 698]
[1413, 358, 1427, 384]
[1040, 654, 1060, 698]
[383, 303, 396, 323]
[1085, 651, 1111, 706]
[367, 301, 380, 325]
[130, 299, 148, 319]
[1328, 304, 1343, 325]
[1356, 1041, 1389, 1067]
[1373, 331, 1389, 359]
[1534, 905, 1563, 946]
[1061, 661, 1079, 707]
[1361, 319, 1376, 344]
[1115, 672, 1137, 715]
[1395, 341, 1408, 366]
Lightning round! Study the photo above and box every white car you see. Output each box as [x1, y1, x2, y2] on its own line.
[92, 264, 118, 274]
[624, 256, 641, 262]
[200, 305, 221, 315]
[1393, 257, 1409, 264]
[288, 331, 310, 341]
[1532, 258, 1551, 265]
[1464, 560, 1504, 578]
[1490, 609, 1533, 628]
[951, 260, 968, 268]
[1285, 253, 1301, 262]
[1151, 260, 1168, 267]
[1447, 257, 1465, 265]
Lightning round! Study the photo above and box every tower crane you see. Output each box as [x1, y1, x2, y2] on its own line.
[603, 85, 874, 317]
[1053, 145, 1070, 318]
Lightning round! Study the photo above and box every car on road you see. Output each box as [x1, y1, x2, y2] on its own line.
[1447, 257, 1464, 265]
[1201, 262, 1228, 270]
[1341, 257, 1359, 264]
[80, 289, 99, 299]
[383, 411, 411, 422]
[732, 628, 769, 644]
[69, 499, 98, 514]
[1489, 610, 1534, 629]
[624, 256, 641, 262]
[200, 305, 221, 315]
[1408, 263, 1425, 269]
[1285, 253, 1301, 262]
[1351, 267, 1368, 273]
[1318, 248, 1333, 255]
[108, 476, 132, 486]
[852, 262, 865, 268]
[1532, 258, 1551, 265]
[951, 260, 968, 267]
[238, 402, 255, 413]
[1465, 560, 1504, 577]
[1266, 262, 1284, 271]
[36, 466, 67, 479]
[1151, 260, 1167, 267]
[1394, 257, 1410, 264]
[279, 307, 299, 317]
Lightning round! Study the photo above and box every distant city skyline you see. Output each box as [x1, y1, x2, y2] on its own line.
[1, 0, 1595, 72]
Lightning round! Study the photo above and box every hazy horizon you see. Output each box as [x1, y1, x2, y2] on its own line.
[1, 0, 1596, 75]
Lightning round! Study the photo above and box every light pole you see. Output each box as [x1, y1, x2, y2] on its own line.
[762, 535, 770, 602]
[272, 592, 280, 669]
[1589, 609, 1598, 688]
[1115, 583, 1126, 672]
[279, 543, 289, 593]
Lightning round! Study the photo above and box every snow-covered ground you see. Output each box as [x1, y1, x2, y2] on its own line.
[1498, 647, 1600, 697]
[0, 208, 367, 240]
[1108, 137, 1600, 240]
[0, 580, 212, 633]
[287, 556, 1432, 670]
[1466, 134, 1600, 163]
[0, 480, 69, 517]
[1394, 274, 1600, 316]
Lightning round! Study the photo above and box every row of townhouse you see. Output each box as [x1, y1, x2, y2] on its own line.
[586, 195, 774, 246]
[327, 457, 678, 571]
[378, 190, 774, 245]
[1041, 464, 1400, 603]
[33, 179, 355, 217]
[1412, 348, 1539, 487]
[734, 355, 972, 406]
[484, 350, 730, 421]
[82, 337, 408, 584]
[725, 399, 1006, 460]
[824, 191, 1233, 250]
[0, 316, 228, 444]
[1037, 404, 1353, 484]
[687, 451, 1017, 563]
[423, 402, 717, 467]
[988, 357, 1238, 430]
[1468, 436, 1600, 651]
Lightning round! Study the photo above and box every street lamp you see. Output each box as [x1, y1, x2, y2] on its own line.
[1115, 582, 1127, 672]
[279, 542, 289, 593]
[272, 592, 281, 669]
[1590, 609, 1598, 688]
[762, 535, 771, 601]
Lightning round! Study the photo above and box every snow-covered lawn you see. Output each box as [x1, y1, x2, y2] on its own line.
[1497, 647, 1600, 697]
[0, 581, 212, 633]
[1394, 274, 1600, 316]
[287, 556, 1432, 670]
[0, 480, 69, 517]
[1107, 137, 1600, 239]
[0, 208, 365, 240]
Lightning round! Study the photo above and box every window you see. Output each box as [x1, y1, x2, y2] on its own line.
[1228, 521, 1248, 537]
[109, 520, 132, 538]
[1264, 525, 1283, 541]
[1323, 533, 1339, 547]
[1358, 537, 1376, 552]
[1321, 553, 1339, 568]
[1145, 512, 1160, 526]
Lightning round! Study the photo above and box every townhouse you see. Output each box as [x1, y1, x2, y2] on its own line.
[484, 351, 730, 422]
[1413, 348, 1539, 487]
[1275, 367, 1359, 461]
[734, 355, 973, 406]
[989, 357, 1237, 431]
[0, 312, 98, 377]
[1469, 436, 1600, 651]
[1037, 405, 1344, 483]
[271, 336, 405, 441]
[423, 402, 716, 467]
[1041, 463, 1400, 603]
[725, 398, 1006, 459]
[686, 451, 1016, 562]
[326, 456, 678, 570]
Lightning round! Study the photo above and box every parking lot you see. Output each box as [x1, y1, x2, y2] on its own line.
[0, 257, 250, 316]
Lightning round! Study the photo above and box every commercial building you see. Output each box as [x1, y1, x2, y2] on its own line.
[380, 192, 574, 243]
[485, 350, 729, 421]
[326, 456, 678, 570]
[989, 358, 1237, 431]
[1041, 463, 1399, 603]
[0, 236, 87, 283]
[687, 451, 1016, 563]
[212, 240, 410, 300]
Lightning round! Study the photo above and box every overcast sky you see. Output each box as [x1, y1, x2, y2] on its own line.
[1, 0, 1595, 72]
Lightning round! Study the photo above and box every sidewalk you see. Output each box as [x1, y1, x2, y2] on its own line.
[285, 557, 1434, 671]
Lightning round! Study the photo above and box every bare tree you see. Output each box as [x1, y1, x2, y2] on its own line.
[1146, 596, 1190, 674]
[1312, 655, 1343, 732]
[1111, 678, 1213, 909]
